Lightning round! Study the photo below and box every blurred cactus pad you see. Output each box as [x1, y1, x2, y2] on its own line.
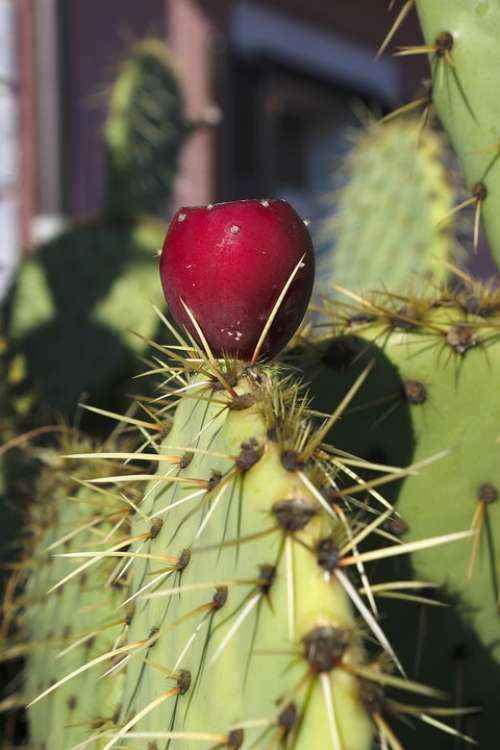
[104, 38, 185, 217]
[319, 118, 457, 294]
[4, 37, 186, 420]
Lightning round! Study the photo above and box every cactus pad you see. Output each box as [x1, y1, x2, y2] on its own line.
[2, 438, 133, 749]
[412, 0, 500, 266]
[310, 280, 500, 746]
[6, 218, 166, 417]
[12, 338, 474, 749]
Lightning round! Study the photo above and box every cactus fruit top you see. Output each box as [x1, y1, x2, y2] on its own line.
[160, 199, 315, 360]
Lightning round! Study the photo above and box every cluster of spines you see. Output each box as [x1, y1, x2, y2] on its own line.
[308, 277, 500, 746]
[7, 323, 478, 750]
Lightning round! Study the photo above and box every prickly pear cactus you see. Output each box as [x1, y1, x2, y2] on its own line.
[104, 38, 185, 218]
[309, 280, 500, 747]
[113, 370, 374, 750]
[319, 118, 457, 294]
[16, 341, 473, 750]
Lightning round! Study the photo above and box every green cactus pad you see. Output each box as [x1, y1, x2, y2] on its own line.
[412, 1, 500, 266]
[319, 118, 457, 294]
[116, 373, 374, 750]
[310, 281, 500, 747]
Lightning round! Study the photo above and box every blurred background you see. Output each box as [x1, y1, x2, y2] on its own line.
[1, 0, 429, 287]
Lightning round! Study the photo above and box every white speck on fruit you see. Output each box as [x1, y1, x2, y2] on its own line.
[234, 331, 242, 341]
[303, 218, 311, 226]
[299, 262, 305, 268]
[178, 213, 187, 222]
[207, 204, 214, 210]
[230, 225, 240, 235]
[186, 264, 192, 270]
[261, 200, 270, 207]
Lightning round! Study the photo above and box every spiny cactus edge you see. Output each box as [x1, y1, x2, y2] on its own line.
[4, 323, 476, 750]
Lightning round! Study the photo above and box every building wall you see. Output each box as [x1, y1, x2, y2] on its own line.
[59, 0, 166, 218]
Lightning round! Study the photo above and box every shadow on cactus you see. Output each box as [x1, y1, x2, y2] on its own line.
[6, 219, 166, 421]
[308, 277, 500, 747]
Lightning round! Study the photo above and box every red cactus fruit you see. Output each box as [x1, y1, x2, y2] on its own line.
[159, 199, 315, 361]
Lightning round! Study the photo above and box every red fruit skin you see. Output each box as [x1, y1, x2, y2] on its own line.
[159, 199, 315, 360]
